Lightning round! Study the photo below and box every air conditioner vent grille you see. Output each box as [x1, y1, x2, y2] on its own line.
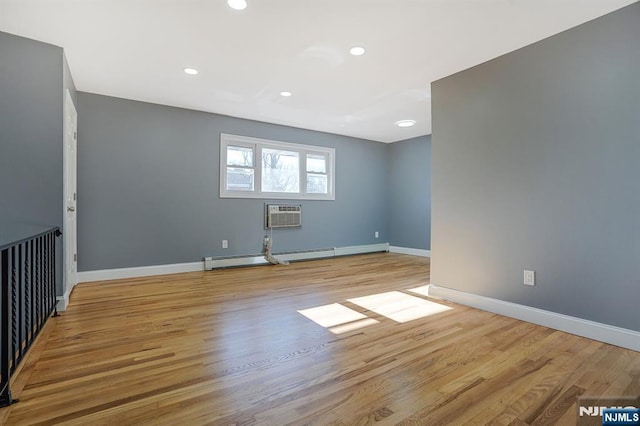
[266, 204, 302, 229]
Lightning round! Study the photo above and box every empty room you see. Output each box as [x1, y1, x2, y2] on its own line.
[1, 1, 639, 424]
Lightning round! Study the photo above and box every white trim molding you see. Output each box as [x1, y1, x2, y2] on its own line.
[56, 285, 74, 312]
[428, 284, 640, 352]
[78, 262, 204, 283]
[389, 246, 431, 257]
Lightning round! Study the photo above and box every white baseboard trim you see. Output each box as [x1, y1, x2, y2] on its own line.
[56, 286, 73, 311]
[78, 261, 204, 283]
[57, 277, 79, 311]
[389, 246, 431, 257]
[428, 284, 640, 352]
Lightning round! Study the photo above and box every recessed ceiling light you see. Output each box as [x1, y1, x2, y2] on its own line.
[183, 67, 199, 75]
[395, 120, 416, 128]
[280, 91, 292, 97]
[227, 0, 247, 10]
[349, 46, 366, 56]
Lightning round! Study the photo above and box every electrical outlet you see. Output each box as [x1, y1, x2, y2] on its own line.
[222, 240, 228, 249]
[524, 270, 535, 286]
[375, 231, 379, 239]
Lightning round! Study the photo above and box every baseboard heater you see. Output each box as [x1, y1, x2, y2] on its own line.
[204, 243, 389, 270]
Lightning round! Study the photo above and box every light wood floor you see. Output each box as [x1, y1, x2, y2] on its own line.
[1, 253, 639, 425]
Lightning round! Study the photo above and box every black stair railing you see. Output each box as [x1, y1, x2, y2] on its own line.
[0, 226, 61, 407]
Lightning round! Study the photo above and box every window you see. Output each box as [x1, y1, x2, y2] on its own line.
[220, 134, 335, 200]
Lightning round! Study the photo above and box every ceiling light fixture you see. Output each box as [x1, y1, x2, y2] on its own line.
[280, 91, 292, 97]
[395, 120, 416, 128]
[349, 46, 366, 56]
[183, 67, 199, 75]
[227, 0, 247, 10]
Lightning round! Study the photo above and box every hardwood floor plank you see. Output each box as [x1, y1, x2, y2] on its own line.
[1, 253, 638, 425]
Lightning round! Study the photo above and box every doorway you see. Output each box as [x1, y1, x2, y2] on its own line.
[63, 90, 78, 308]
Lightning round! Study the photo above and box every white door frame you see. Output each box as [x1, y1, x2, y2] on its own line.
[60, 90, 78, 311]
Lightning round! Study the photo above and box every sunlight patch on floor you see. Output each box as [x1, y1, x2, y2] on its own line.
[298, 303, 367, 328]
[348, 291, 452, 323]
[298, 288, 452, 333]
[329, 318, 380, 334]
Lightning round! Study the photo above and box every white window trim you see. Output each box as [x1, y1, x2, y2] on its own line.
[220, 133, 336, 200]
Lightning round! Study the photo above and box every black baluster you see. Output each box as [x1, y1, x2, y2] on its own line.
[10, 246, 18, 374]
[24, 240, 31, 353]
[50, 232, 56, 315]
[41, 235, 48, 328]
[0, 248, 14, 407]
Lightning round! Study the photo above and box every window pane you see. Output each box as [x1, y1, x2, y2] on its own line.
[262, 148, 300, 193]
[307, 173, 328, 194]
[227, 145, 254, 167]
[226, 167, 254, 191]
[307, 154, 326, 173]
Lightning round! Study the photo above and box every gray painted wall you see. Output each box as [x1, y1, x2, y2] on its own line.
[388, 135, 431, 250]
[1, 31, 63, 227]
[77, 93, 390, 271]
[431, 4, 640, 331]
[0, 31, 75, 293]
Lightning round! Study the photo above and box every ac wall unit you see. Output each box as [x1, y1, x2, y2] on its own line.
[265, 204, 302, 229]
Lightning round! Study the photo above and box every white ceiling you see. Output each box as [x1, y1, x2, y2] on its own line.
[0, 0, 636, 143]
